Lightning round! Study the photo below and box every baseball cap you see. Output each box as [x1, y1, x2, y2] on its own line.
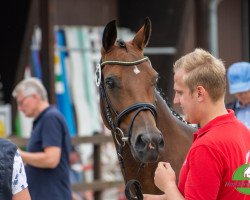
[227, 62, 250, 94]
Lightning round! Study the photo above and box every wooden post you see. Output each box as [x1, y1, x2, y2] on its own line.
[194, 0, 210, 50]
[93, 132, 102, 200]
[11, 0, 37, 129]
[39, 0, 56, 104]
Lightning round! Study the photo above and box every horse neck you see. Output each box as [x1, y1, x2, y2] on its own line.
[156, 92, 194, 143]
[155, 92, 195, 184]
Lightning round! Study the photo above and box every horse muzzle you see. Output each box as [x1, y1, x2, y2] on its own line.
[133, 131, 165, 163]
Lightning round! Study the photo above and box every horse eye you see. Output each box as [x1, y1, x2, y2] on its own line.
[105, 78, 115, 89]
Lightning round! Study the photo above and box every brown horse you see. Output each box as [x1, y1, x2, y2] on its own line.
[97, 18, 196, 195]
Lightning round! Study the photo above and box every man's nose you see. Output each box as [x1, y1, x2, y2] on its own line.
[173, 95, 180, 105]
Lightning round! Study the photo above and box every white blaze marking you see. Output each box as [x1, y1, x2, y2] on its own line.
[133, 65, 140, 74]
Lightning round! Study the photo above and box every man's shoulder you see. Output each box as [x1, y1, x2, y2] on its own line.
[42, 106, 65, 120]
[40, 107, 68, 131]
[0, 138, 17, 148]
[44, 106, 60, 114]
[192, 120, 250, 151]
[0, 139, 17, 161]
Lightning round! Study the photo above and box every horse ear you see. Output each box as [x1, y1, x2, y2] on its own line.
[102, 20, 117, 52]
[132, 17, 152, 50]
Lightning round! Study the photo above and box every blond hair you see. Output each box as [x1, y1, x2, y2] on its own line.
[12, 77, 48, 101]
[173, 48, 226, 102]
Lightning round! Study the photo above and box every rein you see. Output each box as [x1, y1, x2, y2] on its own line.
[96, 56, 156, 199]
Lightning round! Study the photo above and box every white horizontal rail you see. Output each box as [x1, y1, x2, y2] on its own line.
[144, 47, 177, 55]
[31, 46, 177, 55]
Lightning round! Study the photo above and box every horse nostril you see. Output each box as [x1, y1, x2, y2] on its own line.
[135, 133, 165, 151]
[135, 134, 147, 151]
[158, 137, 165, 149]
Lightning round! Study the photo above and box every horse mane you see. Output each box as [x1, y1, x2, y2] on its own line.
[156, 87, 189, 125]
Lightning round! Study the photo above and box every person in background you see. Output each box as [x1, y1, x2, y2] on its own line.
[227, 62, 250, 129]
[144, 48, 250, 199]
[0, 138, 31, 200]
[12, 77, 72, 200]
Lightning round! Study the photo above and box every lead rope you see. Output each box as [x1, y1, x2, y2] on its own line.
[116, 138, 144, 200]
[124, 162, 145, 200]
[124, 164, 144, 200]
[125, 179, 143, 200]
[115, 140, 143, 200]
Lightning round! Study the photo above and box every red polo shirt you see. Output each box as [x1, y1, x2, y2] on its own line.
[178, 110, 250, 199]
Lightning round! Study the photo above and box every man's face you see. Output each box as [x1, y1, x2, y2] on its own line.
[173, 69, 199, 124]
[16, 92, 37, 117]
[234, 90, 250, 107]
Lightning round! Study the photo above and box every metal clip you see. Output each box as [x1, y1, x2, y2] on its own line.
[115, 127, 126, 147]
[95, 63, 101, 87]
[121, 136, 129, 142]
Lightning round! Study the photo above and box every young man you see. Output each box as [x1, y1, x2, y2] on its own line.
[144, 49, 250, 199]
[227, 62, 250, 129]
[0, 138, 31, 200]
[12, 77, 72, 200]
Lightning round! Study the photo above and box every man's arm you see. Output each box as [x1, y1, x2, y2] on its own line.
[12, 150, 31, 200]
[12, 188, 31, 200]
[155, 162, 185, 200]
[143, 162, 185, 200]
[143, 194, 168, 200]
[20, 146, 61, 168]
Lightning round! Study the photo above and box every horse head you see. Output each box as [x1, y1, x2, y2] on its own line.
[98, 18, 164, 163]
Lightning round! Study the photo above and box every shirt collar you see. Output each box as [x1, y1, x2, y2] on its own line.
[193, 109, 236, 141]
[33, 106, 52, 126]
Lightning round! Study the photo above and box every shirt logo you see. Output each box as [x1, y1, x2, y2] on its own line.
[226, 151, 250, 195]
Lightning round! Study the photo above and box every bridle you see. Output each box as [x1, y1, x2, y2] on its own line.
[96, 56, 157, 146]
[96, 56, 157, 200]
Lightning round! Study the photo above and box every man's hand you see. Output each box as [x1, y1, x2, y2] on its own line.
[154, 162, 176, 193]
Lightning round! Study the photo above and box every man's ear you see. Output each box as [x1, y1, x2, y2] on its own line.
[196, 86, 205, 101]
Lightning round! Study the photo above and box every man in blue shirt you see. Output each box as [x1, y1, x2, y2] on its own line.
[227, 62, 250, 129]
[12, 77, 72, 200]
